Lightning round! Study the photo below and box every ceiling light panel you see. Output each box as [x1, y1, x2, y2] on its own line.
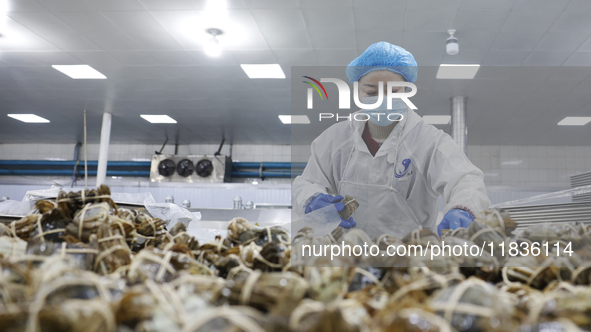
[52, 65, 106, 79]
[140, 115, 177, 123]
[8, 114, 50, 123]
[423, 115, 451, 125]
[436, 64, 480, 79]
[557, 117, 591, 126]
[241, 64, 285, 79]
[279, 115, 310, 124]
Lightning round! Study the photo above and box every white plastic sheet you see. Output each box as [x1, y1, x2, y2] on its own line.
[291, 204, 342, 238]
[0, 185, 62, 216]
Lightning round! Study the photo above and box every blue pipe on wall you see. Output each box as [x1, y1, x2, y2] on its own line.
[233, 162, 307, 169]
[0, 160, 306, 178]
[0, 169, 151, 177]
[0, 160, 151, 167]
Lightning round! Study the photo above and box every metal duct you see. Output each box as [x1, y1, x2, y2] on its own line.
[450, 96, 467, 155]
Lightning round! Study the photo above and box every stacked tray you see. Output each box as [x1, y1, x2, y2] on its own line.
[501, 201, 591, 228]
[571, 171, 591, 202]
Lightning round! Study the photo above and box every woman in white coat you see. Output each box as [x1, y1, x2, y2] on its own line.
[292, 42, 491, 239]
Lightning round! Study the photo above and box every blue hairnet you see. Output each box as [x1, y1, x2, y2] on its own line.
[346, 42, 418, 83]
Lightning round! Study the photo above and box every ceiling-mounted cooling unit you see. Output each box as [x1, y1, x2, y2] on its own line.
[150, 155, 232, 183]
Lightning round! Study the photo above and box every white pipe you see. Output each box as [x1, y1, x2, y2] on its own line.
[96, 112, 112, 186]
[450, 96, 467, 155]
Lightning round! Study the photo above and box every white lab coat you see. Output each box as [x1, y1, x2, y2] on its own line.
[292, 109, 491, 238]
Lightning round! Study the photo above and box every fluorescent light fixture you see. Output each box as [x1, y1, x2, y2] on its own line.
[205, 36, 222, 57]
[501, 160, 523, 166]
[423, 115, 451, 125]
[557, 117, 591, 126]
[278, 115, 310, 124]
[436, 64, 480, 79]
[140, 115, 177, 124]
[52, 65, 106, 79]
[241, 64, 285, 79]
[8, 114, 50, 123]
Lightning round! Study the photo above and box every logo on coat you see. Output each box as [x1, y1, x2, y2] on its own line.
[395, 158, 412, 178]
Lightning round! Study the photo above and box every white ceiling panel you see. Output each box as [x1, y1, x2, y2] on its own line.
[0, 17, 60, 51]
[491, 31, 545, 51]
[355, 30, 403, 52]
[460, 0, 517, 10]
[501, 10, 563, 32]
[4, 0, 45, 12]
[127, 32, 183, 50]
[301, 8, 355, 30]
[243, 0, 299, 9]
[309, 30, 357, 49]
[149, 50, 198, 66]
[315, 49, 359, 65]
[549, 11, 591, 33]
[0, 51, 77, 66]
[566, 0, 591, 11]
[299, 0, 353, 8]
[352, 0, 405, 8]
[108, 51, 160, 66]
[514, 0, 571, 10]
[7, 11, 76, 37]
[229, 49, 276, 64]
[406, 0, 461, 9]
[249, 9, 307, 31]
[402, 30, 448, 51]
[86, 0, 146, 11]
[354, 7, 405, 30]
[35, 0, 96, 11]
[454, 10, 510, 32]
[404, 9, 457, 31]
[411, 49, 444, 66]
[272, 49, 318, 66]
[101, 11, 168, 34]
[186, 51, 238, 66]
[563, 51, 591, 66]
[40, 33, 100, 51]
[522, 51, 572, 66]
[83, 32, 141, 51]
[137, 0, 197, 10]
[534, 32, 590, 52]
[0, 0, 591, 146]
[262, 29, 312, 49]
[482, 50, 531, 66]
[54, 11, 121, 34]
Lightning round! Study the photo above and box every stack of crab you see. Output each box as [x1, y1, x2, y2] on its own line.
[1, 186, 591, 332]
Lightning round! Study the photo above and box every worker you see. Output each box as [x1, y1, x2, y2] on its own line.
[292, 42, 491, 238]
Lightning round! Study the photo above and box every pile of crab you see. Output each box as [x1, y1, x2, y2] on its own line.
[1, 186, 591, 332]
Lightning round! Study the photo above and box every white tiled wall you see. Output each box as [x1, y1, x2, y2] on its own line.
[1, 143, 590, 188]
[467, 145, 591, 188]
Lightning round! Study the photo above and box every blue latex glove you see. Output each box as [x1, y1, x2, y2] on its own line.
[437, 209, 474, 236]
[305, 194, 357, 229]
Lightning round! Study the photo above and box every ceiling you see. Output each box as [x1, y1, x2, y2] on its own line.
[1, 0, 591, 146]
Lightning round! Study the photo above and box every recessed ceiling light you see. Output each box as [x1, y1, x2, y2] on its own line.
[422, 115, 451, 125]
[278, 115, 310, 124]
[140, 115, 177, 124]
[52, 65, 106, 79]
[241, 64, 285, 79]
[557, 117, 591, 126]
[436, 64, 480, 79]
[7, 114, 50, 123]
